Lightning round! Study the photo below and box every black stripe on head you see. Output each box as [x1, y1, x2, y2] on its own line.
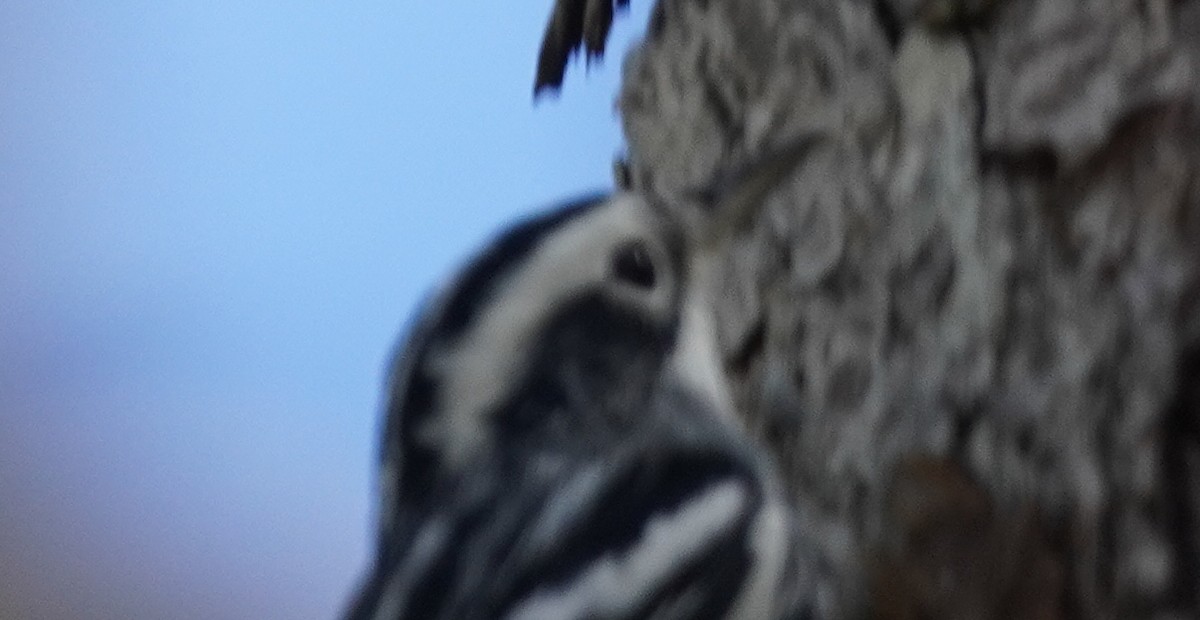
[380, 193, 611, 504]
[492, 290, 677, 450]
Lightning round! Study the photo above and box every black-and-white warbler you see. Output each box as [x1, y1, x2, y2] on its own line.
[343, 141, 821, 620]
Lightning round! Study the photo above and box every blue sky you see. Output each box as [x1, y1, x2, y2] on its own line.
[0, 2, 648, 617]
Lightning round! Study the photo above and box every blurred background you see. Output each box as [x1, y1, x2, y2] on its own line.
[0, 2, 649, 617]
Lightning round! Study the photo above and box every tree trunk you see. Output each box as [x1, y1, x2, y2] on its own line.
[615, 0, 1200, 617]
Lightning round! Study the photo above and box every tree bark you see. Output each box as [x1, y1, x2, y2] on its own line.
[614, 0, 1200, 617]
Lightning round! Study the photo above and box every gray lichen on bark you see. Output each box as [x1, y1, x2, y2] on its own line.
[607, 0, 1200, 617]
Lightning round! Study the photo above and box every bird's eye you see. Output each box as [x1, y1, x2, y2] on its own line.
[610, 241, 657, 289]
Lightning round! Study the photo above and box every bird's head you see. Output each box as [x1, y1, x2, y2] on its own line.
[379, 137, 822, 515]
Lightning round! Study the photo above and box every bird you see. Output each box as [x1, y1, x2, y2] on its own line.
[341, 139, 823, 619]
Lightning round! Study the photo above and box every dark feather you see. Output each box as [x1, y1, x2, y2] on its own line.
[534, 0, 631, 97]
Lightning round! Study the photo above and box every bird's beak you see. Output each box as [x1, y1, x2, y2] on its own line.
[664, 134, 828, 424]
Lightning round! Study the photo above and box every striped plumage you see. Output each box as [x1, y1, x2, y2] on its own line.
[351, 388, 798, 619]
[344, 143, 820, 619]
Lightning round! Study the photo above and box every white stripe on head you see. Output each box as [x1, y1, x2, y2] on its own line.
[423, 194, 675, 466]
[504, 480, 749, 620]
[670, 247, 737, 423]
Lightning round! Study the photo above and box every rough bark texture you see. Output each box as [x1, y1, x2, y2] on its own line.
[614, 0, 1200, 617]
